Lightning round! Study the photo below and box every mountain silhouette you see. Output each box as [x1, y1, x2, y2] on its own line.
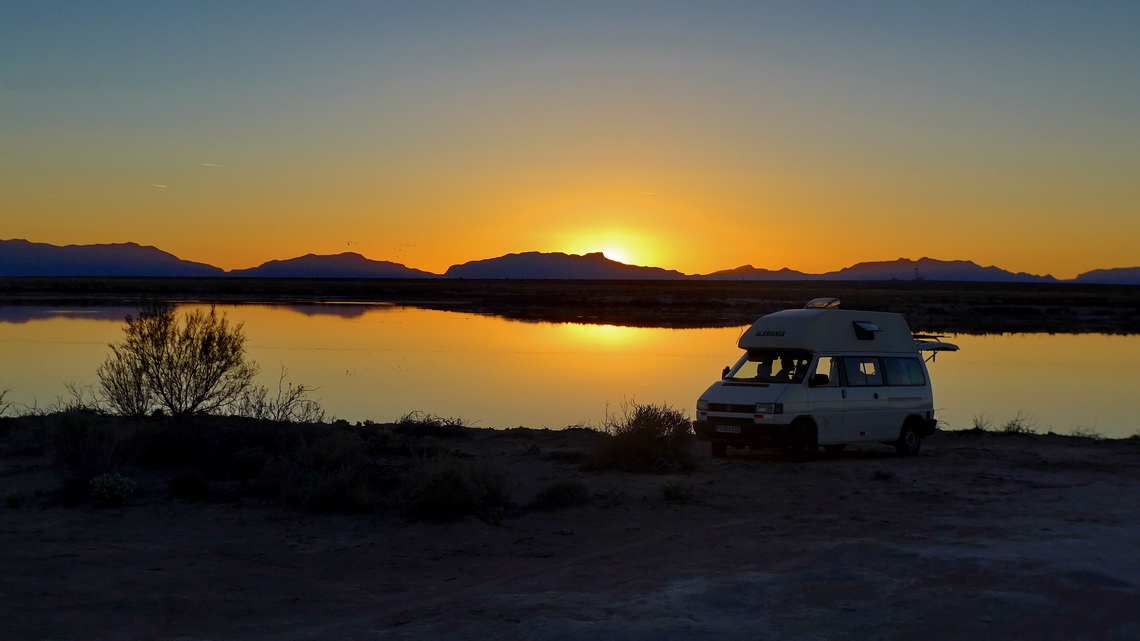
[1073, 267, 1140, 285]
[3, 239, 1139, 284]
[700, 265, 811, 280]
[816, 257, 1057, 283]
[0, 238, 223, 277]
[229, 252, 437, 278]
[445, 251, 687, 279]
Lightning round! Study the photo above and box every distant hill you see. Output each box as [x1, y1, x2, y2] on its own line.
[228, 253, 437, 278]
[694, 258, 1056, 282]
[1072, 267, 1140, 285]
[815, 257, 1057, 283]
[0, 238, 224, 277]
[445, 251, 687, 279]
[699, 265, 811, 280]
[3, 239, 1135, 284]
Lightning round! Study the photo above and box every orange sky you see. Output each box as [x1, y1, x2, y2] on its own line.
[3, 3, 1138, 279]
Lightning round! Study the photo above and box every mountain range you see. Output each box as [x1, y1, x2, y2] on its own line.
[2, 238, 1138, 284]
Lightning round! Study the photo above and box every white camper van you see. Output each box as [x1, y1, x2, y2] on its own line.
[694, 299, 957, 456]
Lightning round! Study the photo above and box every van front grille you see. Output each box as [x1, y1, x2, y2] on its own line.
[707, 403, 754, 413]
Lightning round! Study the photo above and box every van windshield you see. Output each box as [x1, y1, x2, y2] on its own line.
[727, 350, 811, 384]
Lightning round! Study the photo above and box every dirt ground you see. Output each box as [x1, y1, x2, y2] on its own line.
[3, 429, 1139, 641]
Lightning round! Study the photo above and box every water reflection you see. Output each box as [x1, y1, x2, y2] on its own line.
[1, 304, 1137, 438]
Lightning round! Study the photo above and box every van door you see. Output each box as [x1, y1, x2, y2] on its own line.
[805, 355, 845, 443]
[840, 356, 893, 441]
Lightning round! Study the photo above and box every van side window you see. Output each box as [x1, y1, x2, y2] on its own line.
[883, 357, 926, 386]
[809, 356, 839, 386]
[842, 357, 883, 387]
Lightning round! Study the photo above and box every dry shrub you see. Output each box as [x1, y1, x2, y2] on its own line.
[530, 479, 590, 511]
[97, 304, 257, 417]
[51, 412, 136, 476]
[403, 454, 510, 521]
[393, 411, 471, 438]
[586, 401, 695, 473]
[169, 467, 212, 500]
[267, 430, 383, 513]
[660, 478, 693, 502]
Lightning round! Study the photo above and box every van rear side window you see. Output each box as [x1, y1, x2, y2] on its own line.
[842, 357, 883, 386]
[883, 357, 926, 386]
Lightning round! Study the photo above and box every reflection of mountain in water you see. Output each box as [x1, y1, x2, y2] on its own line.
[275, 303, 403, 319]
[0, 306, 135, 325]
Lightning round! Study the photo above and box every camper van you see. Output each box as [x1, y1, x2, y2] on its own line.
[694, 298, 957, 456]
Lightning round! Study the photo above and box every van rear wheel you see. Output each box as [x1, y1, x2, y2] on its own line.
[823, 444, 846, 454]
[895, 421, 922, 456]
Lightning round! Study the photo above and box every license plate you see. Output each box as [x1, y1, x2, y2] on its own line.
[714, 424, 741, 434]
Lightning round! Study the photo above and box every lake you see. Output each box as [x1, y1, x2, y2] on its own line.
[2, 303, 1137, 439]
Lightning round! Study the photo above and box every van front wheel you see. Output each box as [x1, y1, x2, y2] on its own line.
[895, 422, 922, 456]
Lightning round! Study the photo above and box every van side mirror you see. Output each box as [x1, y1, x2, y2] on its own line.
[722, 366, 730, 379]
[810, 374, 829, 387]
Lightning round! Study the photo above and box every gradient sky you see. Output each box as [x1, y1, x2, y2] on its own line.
[2, 1, 1137, 278]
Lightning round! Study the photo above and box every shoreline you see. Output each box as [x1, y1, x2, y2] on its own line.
[3, 277, 1140, 333]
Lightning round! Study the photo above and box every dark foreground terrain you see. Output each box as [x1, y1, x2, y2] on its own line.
[3, 277, 1140, 332]
[2, 419, 1138, 640]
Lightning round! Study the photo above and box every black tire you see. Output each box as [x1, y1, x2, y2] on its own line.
[895, 421, 922, 456]
[823, 444, 846, 454]
[711, 442, 727, 458]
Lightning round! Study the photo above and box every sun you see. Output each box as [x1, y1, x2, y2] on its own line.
[599, 245, 634, 265]
[558, 223, 670, 268]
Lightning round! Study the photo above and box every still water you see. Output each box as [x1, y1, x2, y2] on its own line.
[2, 304, 1137, 438]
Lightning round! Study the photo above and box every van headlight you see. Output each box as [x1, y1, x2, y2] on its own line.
[755, 403, 783, 414]
[697, 399, 709, 411]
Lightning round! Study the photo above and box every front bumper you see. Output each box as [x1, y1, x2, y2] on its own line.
[694, 418, 794, 447]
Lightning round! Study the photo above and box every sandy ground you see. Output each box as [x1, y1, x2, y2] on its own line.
[3, 429, 1139, 641]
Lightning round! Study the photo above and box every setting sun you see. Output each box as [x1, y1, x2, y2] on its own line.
[559, 223, 671, 269]
[599, 246, 634, 265]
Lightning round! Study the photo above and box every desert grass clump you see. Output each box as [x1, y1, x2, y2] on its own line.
[530, 479, 590, 511]
[0, 388, 12, 417]
[90, 472, 135, 507]
[51, 412, 136, 476]
[403, 454, 510, 521]
[393, 411, 472, 438]
[169, 467, 212, 500]
[1068, 426, 1104, 440]
[871, 469, 897, 482]
[660, 478, 693, 503]
[586, 401, 695, 473]
[969, 414, 993, 433]
[546, 449, 586, 464]
[269, 430, 384, 513]
[999, 411, 1037, 435]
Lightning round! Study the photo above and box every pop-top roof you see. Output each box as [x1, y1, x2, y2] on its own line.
[738, 308, 919, 353]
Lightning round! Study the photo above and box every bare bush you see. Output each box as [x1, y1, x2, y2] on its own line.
[586, 401, 695, 473]
[97, 304, 258, 417]
[235, 367, 326, 423]
[403, 454, 510, 521]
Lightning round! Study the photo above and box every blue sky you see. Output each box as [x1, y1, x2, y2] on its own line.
[3, 1, 1138, 276]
